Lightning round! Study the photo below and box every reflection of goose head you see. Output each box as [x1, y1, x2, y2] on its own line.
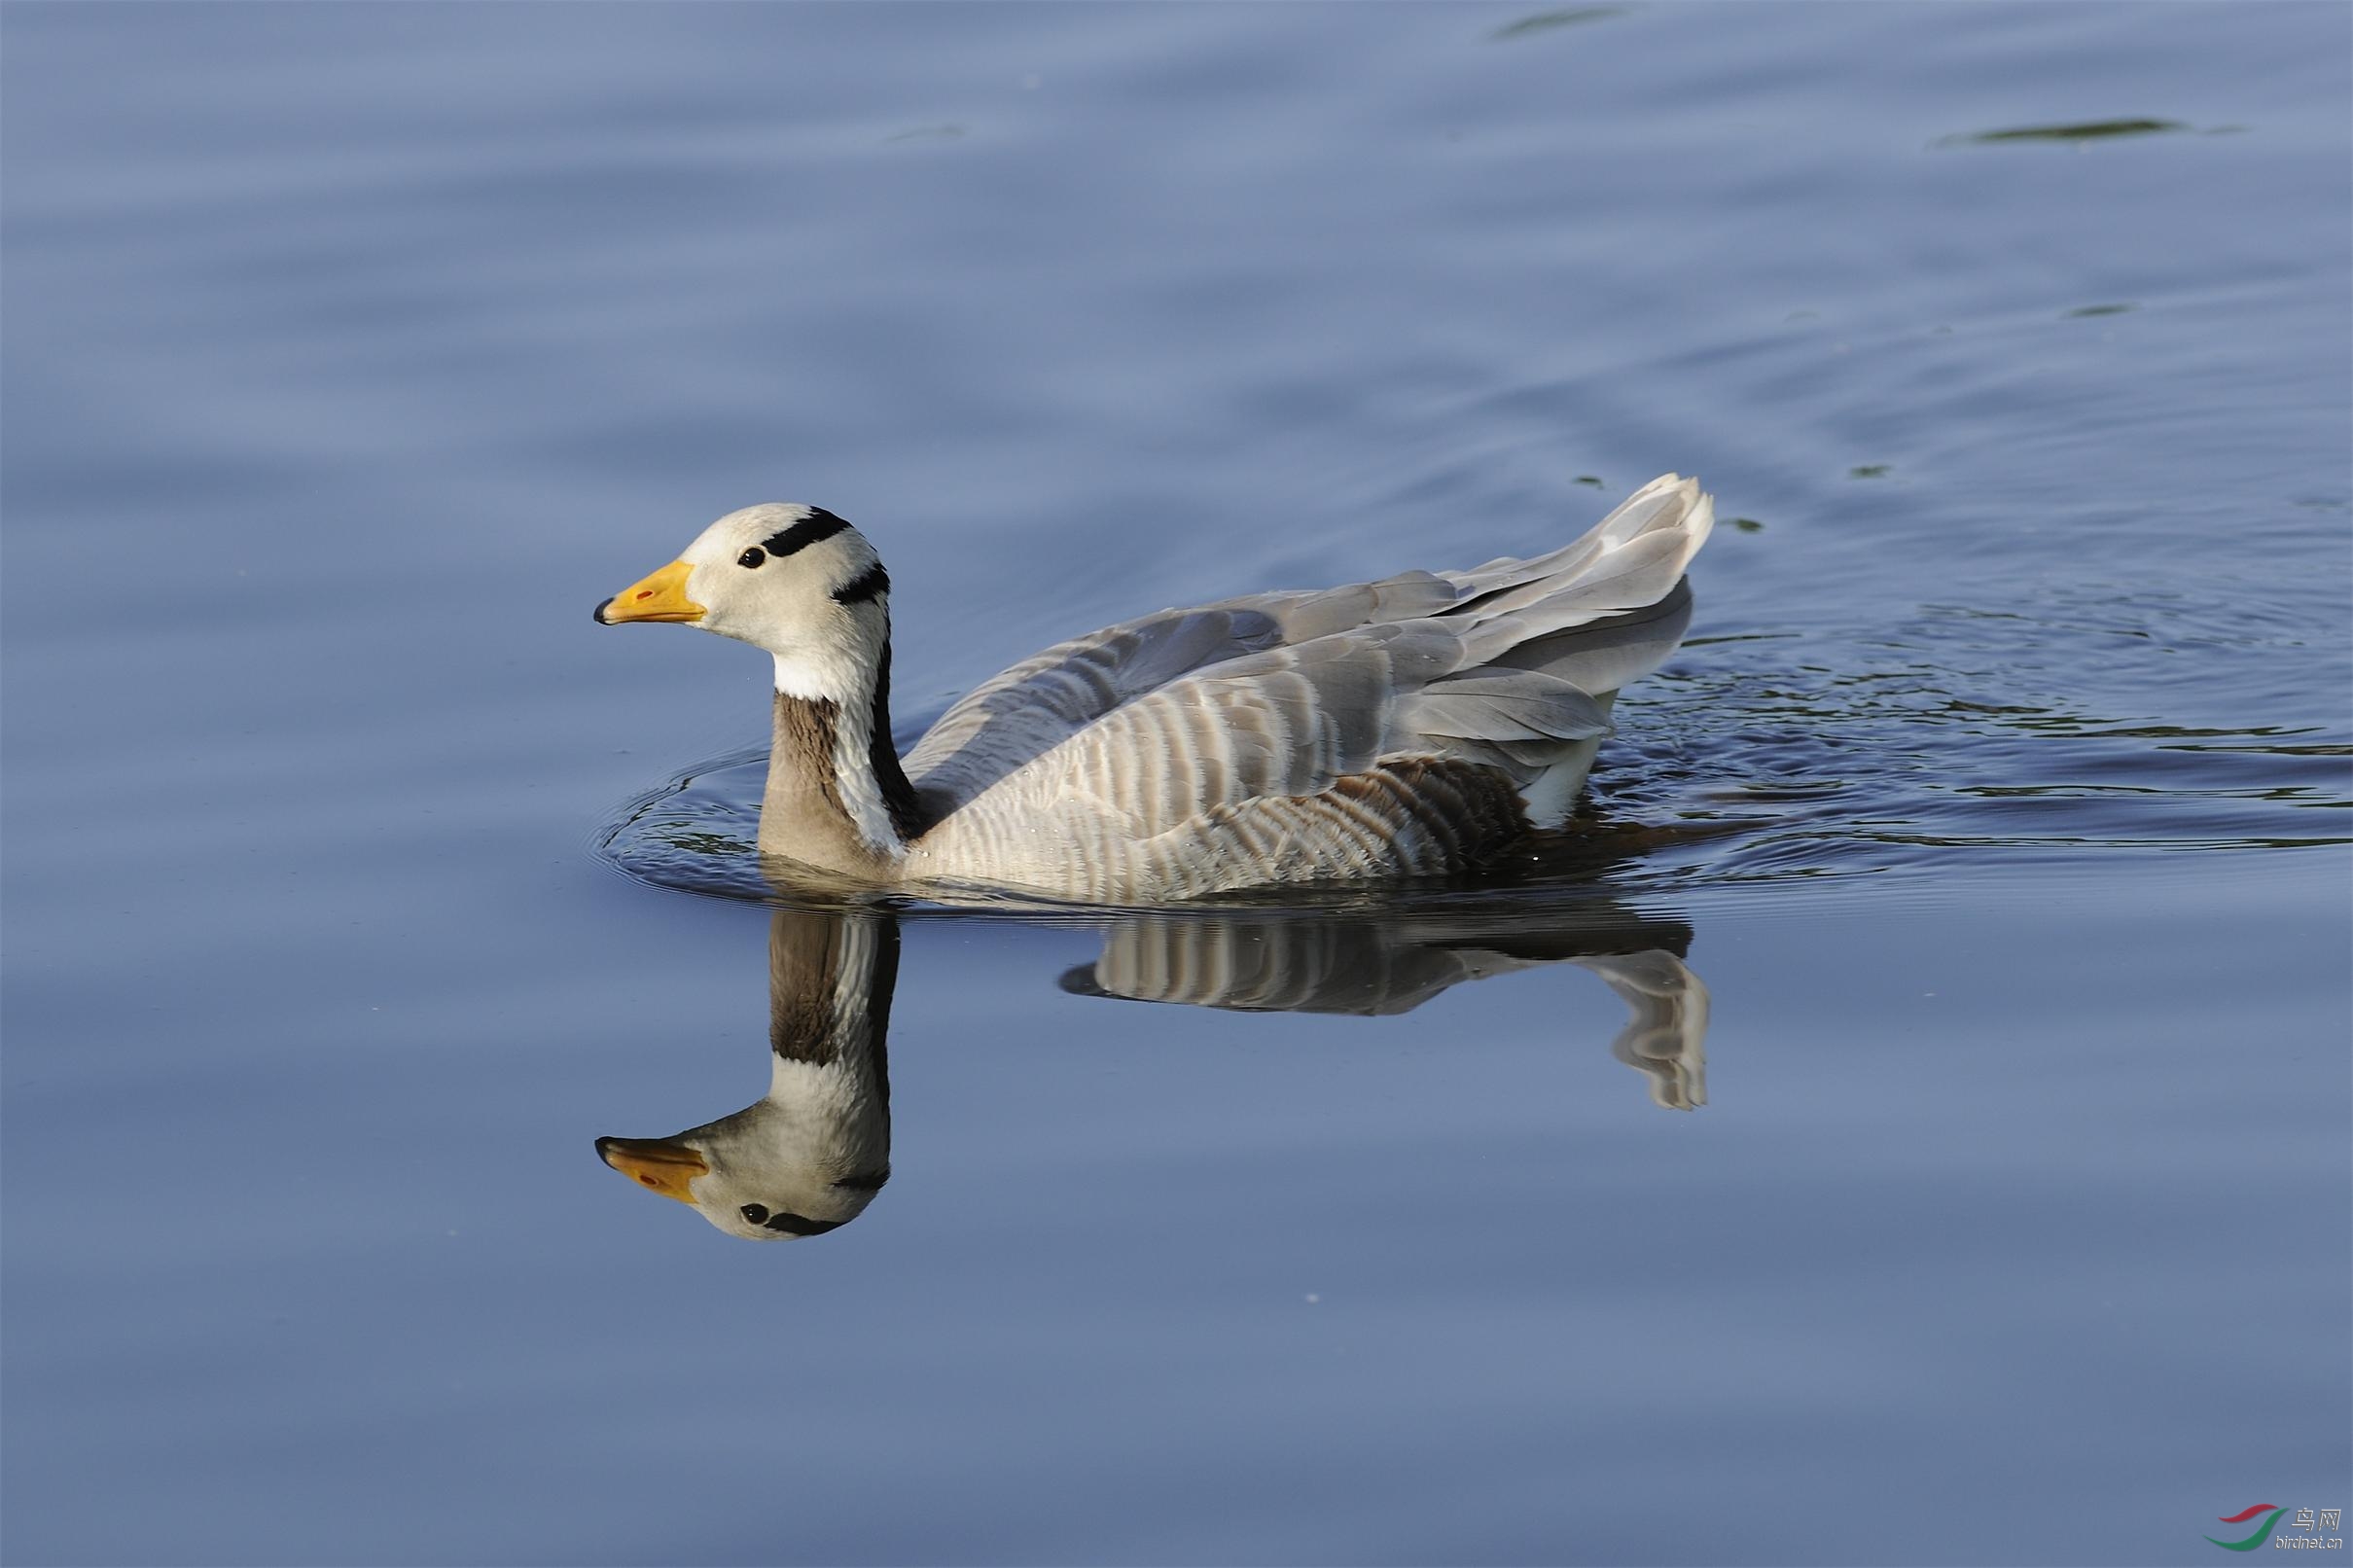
[1063, 904, 1710, 1110]
[597, 910, 895, 1240]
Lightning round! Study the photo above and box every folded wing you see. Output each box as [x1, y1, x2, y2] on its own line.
[909, 475, 1712, 858]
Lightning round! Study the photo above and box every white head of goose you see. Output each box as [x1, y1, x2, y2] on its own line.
[597, 476, 1714, 901]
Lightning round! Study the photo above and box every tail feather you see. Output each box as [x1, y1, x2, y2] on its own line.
[1427, 474, 1711, 824]
[1443, 475, 1708, 604]
[1492, 578, 1695, 696]
[1451, 476, 1711, 668]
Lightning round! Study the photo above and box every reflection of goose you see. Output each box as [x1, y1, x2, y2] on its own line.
[594, 476, 1712, 900]
[598, 897, 1713, 1242]
[597, 910, 895, 1240]
[1063, 911, 1709, 1109]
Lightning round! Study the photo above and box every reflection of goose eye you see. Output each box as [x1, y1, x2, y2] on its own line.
[740, 1203, 769, 1224]
[736, 548, 766, 569]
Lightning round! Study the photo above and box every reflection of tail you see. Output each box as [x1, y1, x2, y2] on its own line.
[1061, 909, 1709, 1111]
[1573, 950, 1709, 1110]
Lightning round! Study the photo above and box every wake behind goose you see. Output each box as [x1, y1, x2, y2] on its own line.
[596, 476, 1713, 901]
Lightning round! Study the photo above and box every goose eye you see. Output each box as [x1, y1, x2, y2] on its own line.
[736, 548, 766, 569]
[740, 1203, 769, 1224]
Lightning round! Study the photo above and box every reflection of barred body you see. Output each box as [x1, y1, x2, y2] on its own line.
[1064, 911, 1709, 1110]
[598, 899, 1713, 1243]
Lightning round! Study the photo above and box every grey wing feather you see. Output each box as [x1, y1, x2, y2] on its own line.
[1488, 578, 1694, 696]
[905, 582, 1461, 813]
[1396, 670, 1616, 743]
[903, 605, 1284, 805]
[910, 475, 1713, 854]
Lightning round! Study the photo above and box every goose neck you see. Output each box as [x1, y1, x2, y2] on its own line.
[760, 640, 924, 875]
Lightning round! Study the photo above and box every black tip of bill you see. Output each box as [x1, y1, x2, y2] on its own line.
[592, 597, 616, 624]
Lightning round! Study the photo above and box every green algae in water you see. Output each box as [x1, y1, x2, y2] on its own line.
[1940, 118, 2188, 147]
[660, 831, 755, 857]
[1490, 7, 1627, 41]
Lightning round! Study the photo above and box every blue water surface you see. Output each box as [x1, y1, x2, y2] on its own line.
[4, 4, 2347, 1564]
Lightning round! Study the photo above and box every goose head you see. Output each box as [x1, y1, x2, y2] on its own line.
[595, 503, 890, 700]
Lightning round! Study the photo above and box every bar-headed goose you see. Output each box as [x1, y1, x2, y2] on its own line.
[596, 476, 1712, 900]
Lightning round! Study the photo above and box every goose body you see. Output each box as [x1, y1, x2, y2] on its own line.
[596, 476, 1713, 901]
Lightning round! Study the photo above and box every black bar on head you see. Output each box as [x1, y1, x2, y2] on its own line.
[832, 562, 890, 606]
[762, 508, 852, 558]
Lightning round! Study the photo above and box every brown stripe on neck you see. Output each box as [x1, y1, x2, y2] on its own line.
[770, 693, 846, 818]
[761, 633, 925, 872]
[766, 693, 879, 873]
